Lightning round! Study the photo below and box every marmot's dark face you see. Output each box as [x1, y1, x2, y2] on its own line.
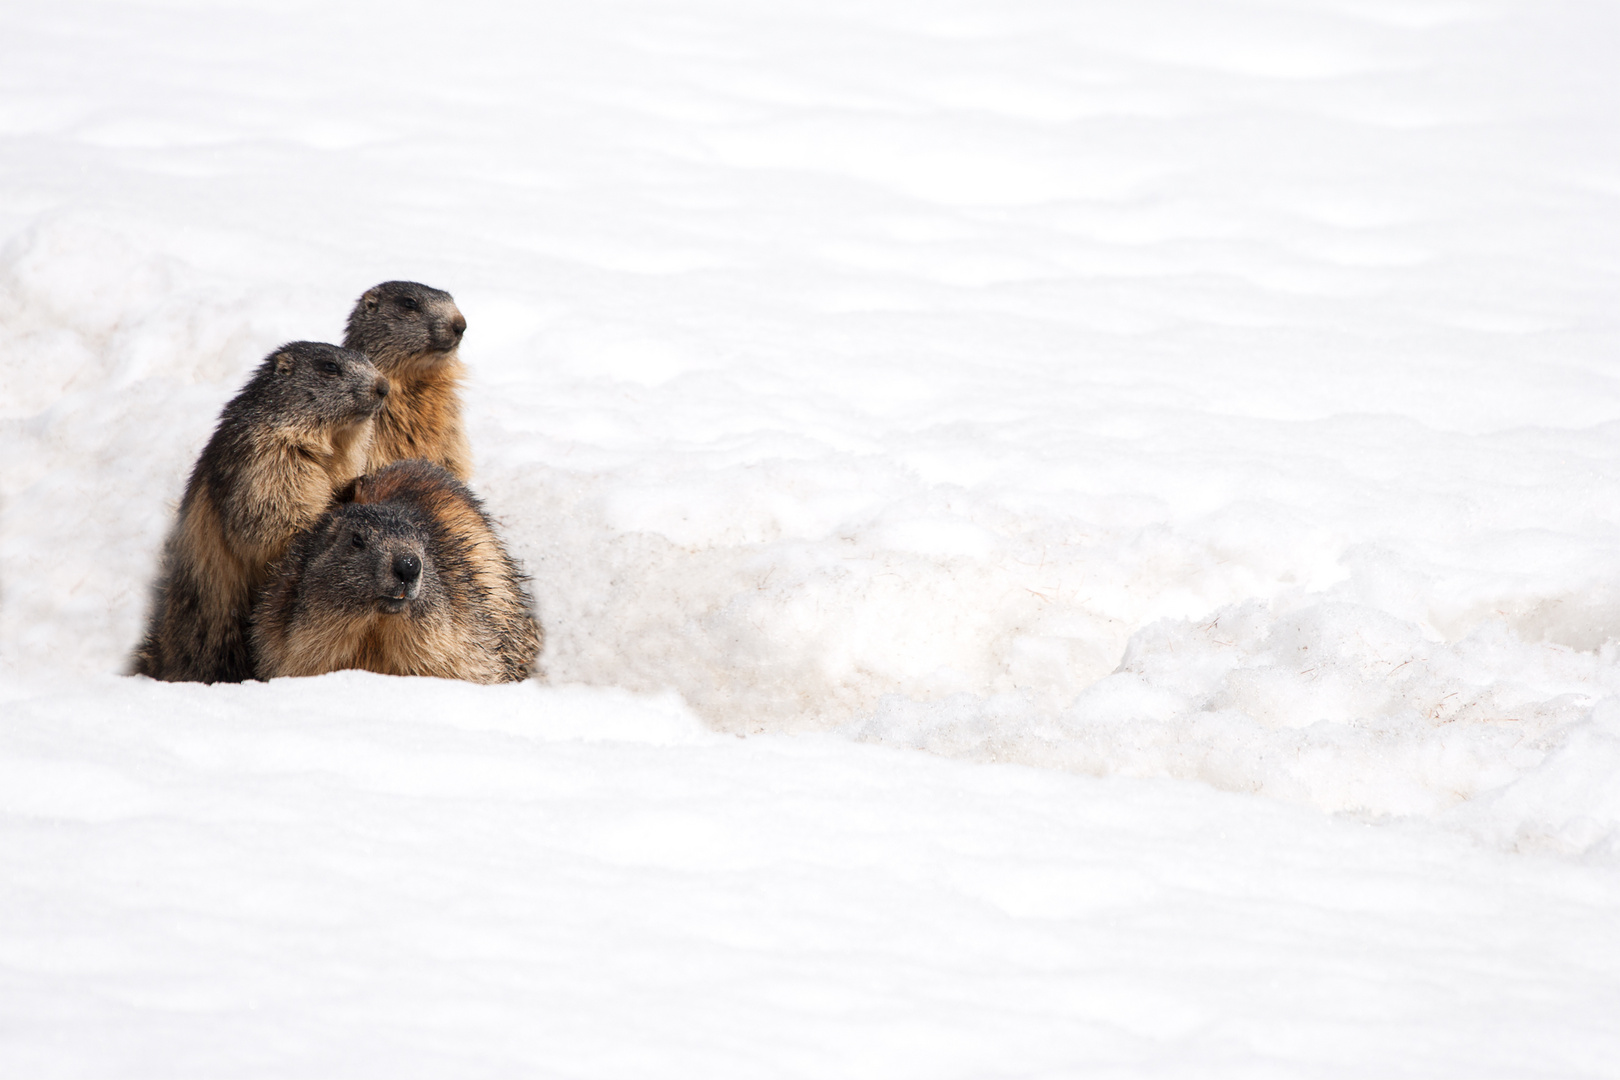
[302, 505, 441, 619]
[266, 342, 389, 430]
[344, 281, 466, 371]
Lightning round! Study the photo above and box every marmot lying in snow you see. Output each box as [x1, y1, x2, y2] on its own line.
[252, 459, 540, 684]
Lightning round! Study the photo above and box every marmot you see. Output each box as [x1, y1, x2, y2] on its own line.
[252, 459, 541, 684]
[131, 342, 390, 683]
[342, 280, 473, 481]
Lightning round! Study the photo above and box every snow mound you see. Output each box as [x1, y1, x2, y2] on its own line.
[851, 597, 1620, 856]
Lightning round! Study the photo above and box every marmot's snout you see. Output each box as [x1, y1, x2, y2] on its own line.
[350, 371, 389, 419]
[377, 541, 425, 612]
[391, 552, 422, 596]
[430, 309, 466, 351]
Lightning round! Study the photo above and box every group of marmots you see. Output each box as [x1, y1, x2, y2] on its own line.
[130, 281, 542, 685]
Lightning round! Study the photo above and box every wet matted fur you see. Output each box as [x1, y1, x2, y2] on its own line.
[252, 459, 541, 683]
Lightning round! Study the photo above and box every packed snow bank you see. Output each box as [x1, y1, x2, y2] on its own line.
[4, 0, 1620, 854]
[2, 674, 1617, 1078]
[851, 597, 1620, 851]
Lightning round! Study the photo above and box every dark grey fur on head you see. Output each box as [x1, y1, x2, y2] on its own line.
[253, 341, 387, 427]
[292, 503, 443, 620]
[342, 281, 466, 369]
[203, 343, 388, 513]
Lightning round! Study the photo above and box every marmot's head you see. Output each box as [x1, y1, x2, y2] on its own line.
[343, 281, 466, 372]
[298, 503, 443, 619]
[259, 342, 389, 431]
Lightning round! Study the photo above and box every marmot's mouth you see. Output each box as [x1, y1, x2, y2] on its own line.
[377, 597, 409, 615]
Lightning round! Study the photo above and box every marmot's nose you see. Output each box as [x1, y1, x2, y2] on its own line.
[393, 553, 421, 586]
[449, 314, 466, 339]
[375, 376, 390, 398]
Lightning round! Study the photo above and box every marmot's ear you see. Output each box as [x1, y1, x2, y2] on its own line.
[364, 294, 380, 313]
[273, 350, 296, 375]
[335, 475, 367, 504]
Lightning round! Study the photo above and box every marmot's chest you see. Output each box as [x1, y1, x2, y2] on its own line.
[348, 617, 492, 682]
[351, 626, 407, 676]
[378, 382, 457, 447]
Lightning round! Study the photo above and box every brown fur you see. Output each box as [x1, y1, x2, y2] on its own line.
[252, 459, 541, 684]
[342, 281, 473, 480]
[369, 362, 470, 479]
[131, 343, 388, 683]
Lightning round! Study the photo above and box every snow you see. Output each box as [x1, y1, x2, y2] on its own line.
[6, 675, 1620, 1078]
[3, 0, 1620, 1074]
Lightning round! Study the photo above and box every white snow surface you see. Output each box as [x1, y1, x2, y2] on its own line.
[3, 0, 1620, 1074]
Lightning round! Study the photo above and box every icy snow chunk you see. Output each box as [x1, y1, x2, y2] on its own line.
[1462, 698, 1620, 859]
[852, 597, 1607, 830]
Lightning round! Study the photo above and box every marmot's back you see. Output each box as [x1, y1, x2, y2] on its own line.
[253, 459, 540, 684]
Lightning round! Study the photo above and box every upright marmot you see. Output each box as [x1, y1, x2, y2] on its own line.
[131, 342, 390, 683]
[252, 459, 541, 684]
[342, 281, 473, 481]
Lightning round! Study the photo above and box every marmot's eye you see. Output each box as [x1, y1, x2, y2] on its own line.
[397, 296, 420, 313]
[321, 360, 342, 374]
[351, 533, 366, 549]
